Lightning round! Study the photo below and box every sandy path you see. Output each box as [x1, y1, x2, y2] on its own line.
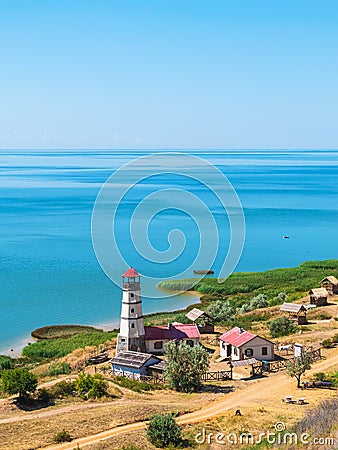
[39, 348, 338, 450]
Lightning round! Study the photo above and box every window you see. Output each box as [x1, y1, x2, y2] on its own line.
[131, 308, 135, 313]
[233, 347, 238, 356]
[186, 340, 194, 347]
[121, 338, 126, 342]
[130, 293, 134, 297]
[245, 348, 253, 357]
[131, 323, 135, 328]
[262, 347, 268, 356]
[154, 341, 163, 350]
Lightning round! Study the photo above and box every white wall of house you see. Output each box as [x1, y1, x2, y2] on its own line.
[146, 337, 199, 354]
[220, 336, 274, 361]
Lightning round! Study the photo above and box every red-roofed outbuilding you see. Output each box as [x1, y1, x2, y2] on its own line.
[144, 322, 200, 354]
[219, 327, 274, 361]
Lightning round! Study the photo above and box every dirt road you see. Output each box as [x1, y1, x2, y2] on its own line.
[39, 348, 338, 450]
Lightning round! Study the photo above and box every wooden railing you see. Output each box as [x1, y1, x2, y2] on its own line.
[202, 369, 233, 381]
[262, 349, 322, 373]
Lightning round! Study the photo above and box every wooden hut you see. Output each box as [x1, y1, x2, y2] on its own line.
[309, 288, 328, 306]
[280, 303, 307, 325]
[185, 308, 215, 333]
[320, 276, 338, 295]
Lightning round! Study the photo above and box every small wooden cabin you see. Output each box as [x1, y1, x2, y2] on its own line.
[280, 303, 307, 325]
[185, 308, 215, 333]
[320, 276, 338, 295]
[309, 288, 328, 306]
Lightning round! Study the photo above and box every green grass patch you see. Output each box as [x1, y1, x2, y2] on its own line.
[22, 331, 118, 360]
[31, 324, 103, 340]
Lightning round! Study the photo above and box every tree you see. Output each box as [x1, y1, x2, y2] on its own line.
[207, 300, 235, 322]
[1, 368, 38, 399]
[0, 355, 13, 371]
[249, 294, 268, 309]
[164, 341, 209, 392]
[286, 353, 312, 388]
[147, 413, 181, 448]
[269, 316, 297, 338]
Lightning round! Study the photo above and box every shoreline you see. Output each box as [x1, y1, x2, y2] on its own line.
[1, 291, 201, 358]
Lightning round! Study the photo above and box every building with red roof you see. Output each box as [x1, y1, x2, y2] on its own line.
[219, 327, 274, 361]
[145, 322, 200, 354]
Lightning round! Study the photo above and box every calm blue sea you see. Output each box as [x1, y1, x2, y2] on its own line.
[1, 150, 338, 354]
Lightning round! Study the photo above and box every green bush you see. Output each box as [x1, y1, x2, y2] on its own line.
[147, 413, 181, 448]
[49, 380, 76, 399]
[269, 317, 297, 338]
[54, 429, 72, 443]
[0, 355, 13, 371]
[322, 339, 333, 348]
[22, 331, 118, 360]
[74, 373, 108, 399]
[207, 300, 236, 322]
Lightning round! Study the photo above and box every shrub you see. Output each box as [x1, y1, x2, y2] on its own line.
[269, 316, 297, 338]
[49, 380, 76, 399]
[316, 313, 331, 320]
[0, 355, 13, 371]
[147, 413, 181, 448]
[294, 398, 338, 437]
[54, 430, 72, 443]
[74, 373, 108, 399]
[322, 339, 333, 348]
[313, 372, 326, 381]
[207, 300, 236, 322]
[1, 368, 38, 399]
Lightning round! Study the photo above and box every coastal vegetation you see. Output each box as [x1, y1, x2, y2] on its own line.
[158, 259, 338, 300]
[0, 355, 13, 371]
[31, 324, 103, 340]
[22, 330, 118, 360]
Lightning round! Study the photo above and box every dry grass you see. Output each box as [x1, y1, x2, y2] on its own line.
[0, 389, 215, 450]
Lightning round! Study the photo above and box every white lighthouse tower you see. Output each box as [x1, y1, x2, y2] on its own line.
[116, 267, 146, 355]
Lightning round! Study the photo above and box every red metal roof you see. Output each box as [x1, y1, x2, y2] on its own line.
[219, 327, 257, 347]
[122, 267, 140, 278]
[145, 323, 200, 341]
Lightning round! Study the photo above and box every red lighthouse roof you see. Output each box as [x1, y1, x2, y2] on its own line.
[122, 267, 140, 278]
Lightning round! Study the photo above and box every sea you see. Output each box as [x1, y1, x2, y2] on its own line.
[1, 150, 338, 354]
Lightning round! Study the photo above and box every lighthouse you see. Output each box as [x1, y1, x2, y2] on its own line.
[116, 267, 146, 355]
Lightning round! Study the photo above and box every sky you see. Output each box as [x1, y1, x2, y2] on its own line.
[0, 1, 338, 150]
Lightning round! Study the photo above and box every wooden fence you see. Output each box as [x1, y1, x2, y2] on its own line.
[201, 369, 233, 381]
[262, 349, 322, 373]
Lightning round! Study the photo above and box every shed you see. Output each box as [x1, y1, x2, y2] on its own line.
[110, 351, 161, 378]
[320, 276, 338, 295]
[185, 308, 215, 333]
[280, 303, 307, 325]
[309, 288, 328, 306]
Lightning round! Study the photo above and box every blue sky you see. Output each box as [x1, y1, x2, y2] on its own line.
[0, 1, 338, 150]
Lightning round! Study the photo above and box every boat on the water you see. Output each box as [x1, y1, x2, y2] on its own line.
[193, 269, 214, 275]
